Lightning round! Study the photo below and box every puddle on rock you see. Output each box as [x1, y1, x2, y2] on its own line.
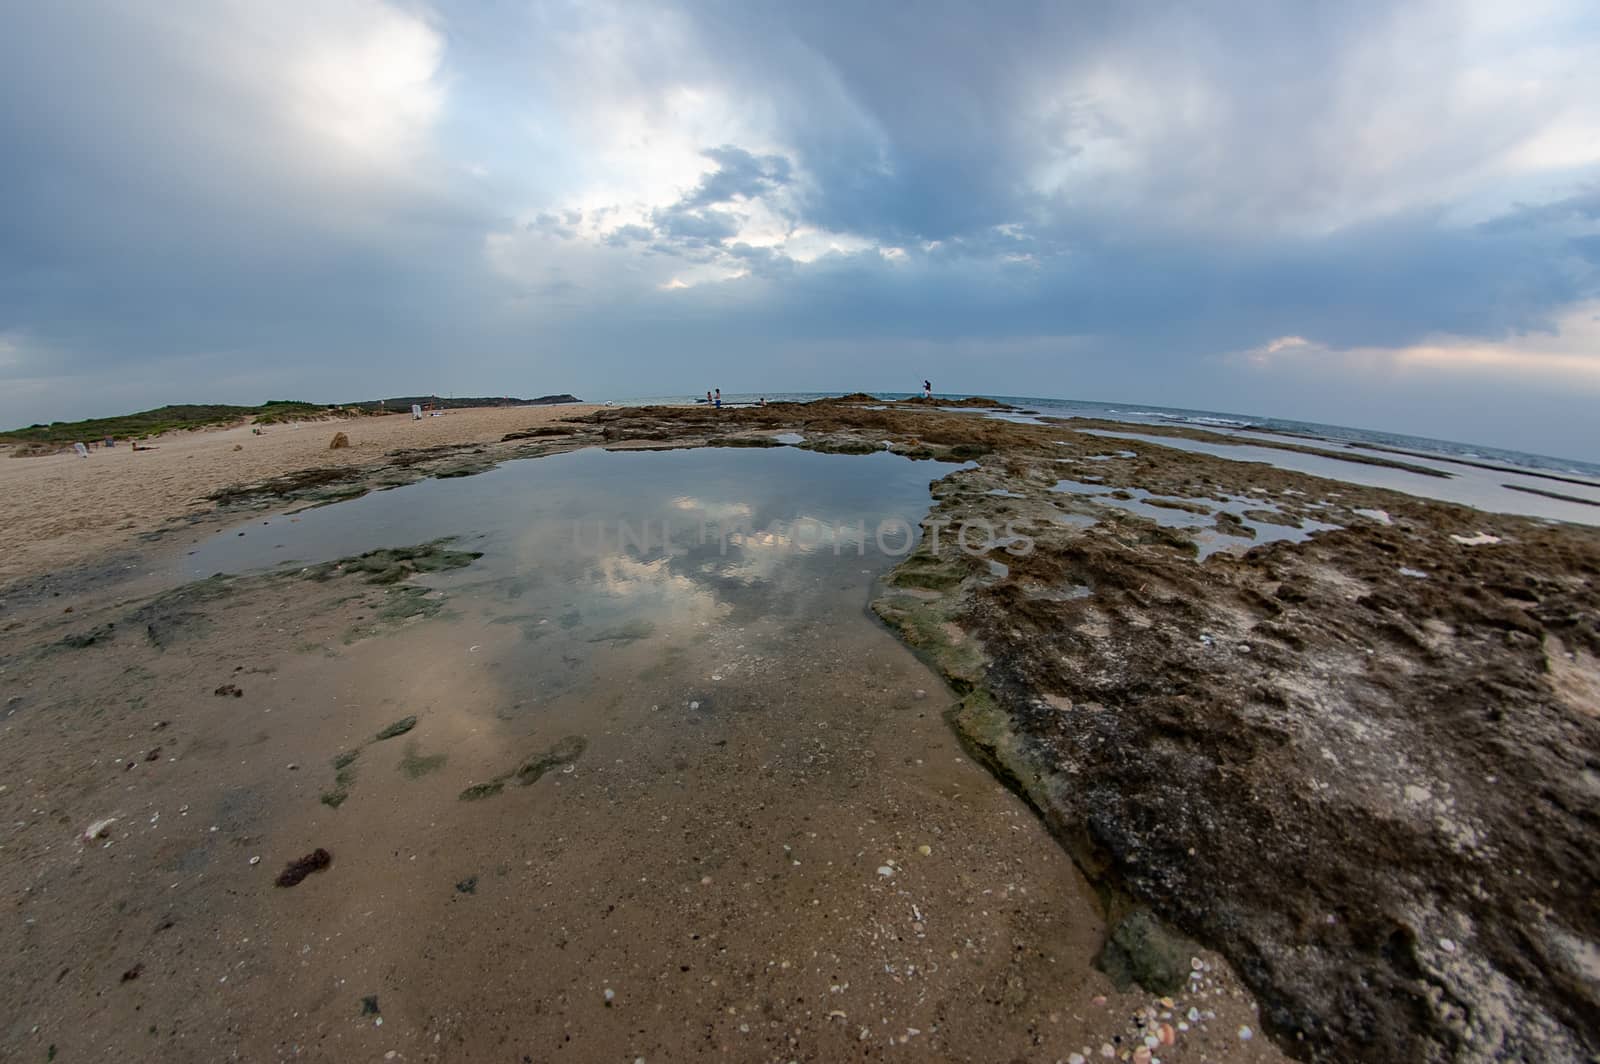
[1049, 477, 1343, 559]
[1020, 580, 1094, 601]
[1079, 429, 1600, 526]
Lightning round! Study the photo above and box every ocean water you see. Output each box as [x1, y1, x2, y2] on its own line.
[611, 392, 1600, 481]
[1077, 428, 1600, 527]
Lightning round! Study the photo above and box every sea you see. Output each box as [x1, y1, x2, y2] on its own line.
[609, 392, 1600, 481]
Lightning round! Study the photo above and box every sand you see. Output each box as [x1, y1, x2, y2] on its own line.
[7, 396, 1592, 1060]
[0, 410, 1287, 1063]
[0, 405, 600, 588]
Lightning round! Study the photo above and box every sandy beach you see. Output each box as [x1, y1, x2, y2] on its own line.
[1, 397, 1595, 1063]
[0, 405, 600, 588]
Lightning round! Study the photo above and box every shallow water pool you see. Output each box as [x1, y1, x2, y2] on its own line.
[1080, 429, 1600, 526]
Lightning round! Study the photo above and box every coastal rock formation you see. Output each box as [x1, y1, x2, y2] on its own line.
[860, 417, 1600, 1062]
[576, 399, 1600, 1062]
[5, 396, 1593, 1061]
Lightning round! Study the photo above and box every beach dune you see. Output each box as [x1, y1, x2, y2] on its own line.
[0, 405, 599, 588]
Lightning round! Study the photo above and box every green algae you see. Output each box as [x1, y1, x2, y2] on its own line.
[801, 438, 879, 455]
[305, 539, 483, 586]
[587, 619, 654, 644]
[514, 735, 588, 784]
[399, 742, 447, 779]
[456, 734, 588, 801]
[374, 715, 417, 741]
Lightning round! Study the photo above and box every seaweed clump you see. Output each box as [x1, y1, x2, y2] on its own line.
[275, 848, 332, 887]
[307, 539, 482, 586]
[458, 735, 587, 801]
[374, 715, 417, 740]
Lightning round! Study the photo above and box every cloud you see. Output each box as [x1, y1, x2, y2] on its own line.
[650, 205, 744, 247]
[682, 147, 794, 208]
[1, 0, 1598, 460]
[1234, 301, 1600, 391]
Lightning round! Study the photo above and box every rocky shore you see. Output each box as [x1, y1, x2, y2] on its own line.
[2, 395, 1594, 1062]
[567, 398, 1600, 1062]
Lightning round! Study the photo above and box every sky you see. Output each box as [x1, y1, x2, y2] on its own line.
[1, 1, 1598, 460]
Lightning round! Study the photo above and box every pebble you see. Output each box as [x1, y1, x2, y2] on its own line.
[1068, 1055, 1085, 1064]
[603, 988, 615, 1003]
[81, 817, 117, 843]
[1100, 1044, 1115, 1059]
[1158, 1023, 1175, 1046]
[1440, 938, 1457, 953]
[1132, 1048, 1152, 1064]
[877, 866, 895, 877]
[1239, 1025, 1253, 1041]
[916, 844, 932, 856]
[248, 856, 261, 866]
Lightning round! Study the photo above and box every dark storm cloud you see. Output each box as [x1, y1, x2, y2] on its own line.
[682, 147, 793, 209]
[0, 0, 1597, 458]
[603, 224, 657, 247]
[1478, 187, 1600, 233]
[724, 243, 795, 279]
[649, 205, 744, 247]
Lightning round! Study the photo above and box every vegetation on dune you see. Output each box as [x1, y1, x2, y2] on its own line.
[1, 394, 583, 446]
[352, 394, 581, 412]
[1, 401, 335, 443]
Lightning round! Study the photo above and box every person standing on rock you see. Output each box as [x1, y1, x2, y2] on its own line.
[714, 388, 722, 409]
[923, 380, 932, 400]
